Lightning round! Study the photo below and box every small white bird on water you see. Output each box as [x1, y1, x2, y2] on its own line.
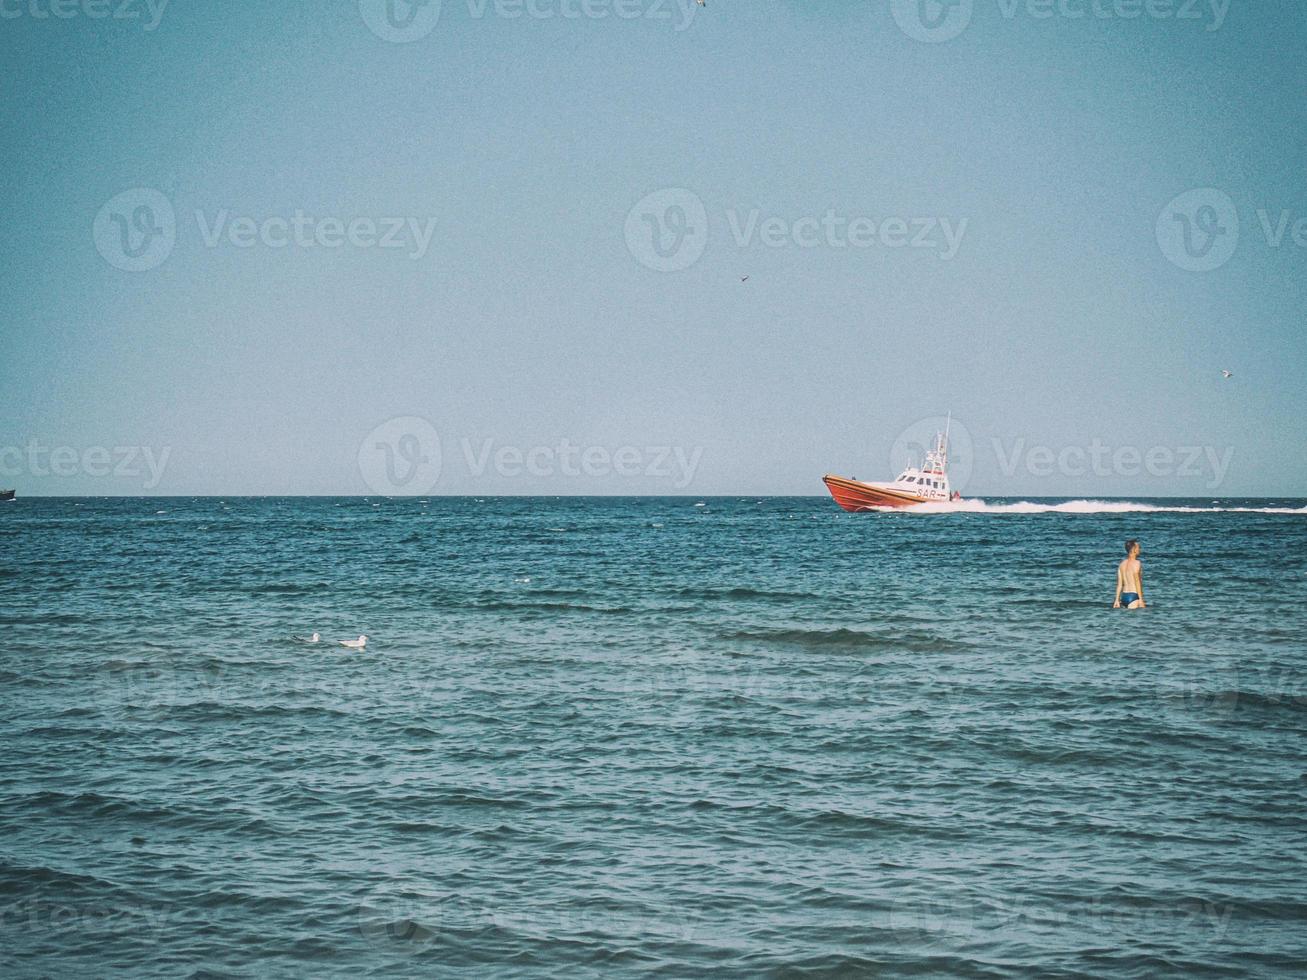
[340, 635, 368, 650]
[1222, 369, 1234, 379]
[294, 632, 321, 643]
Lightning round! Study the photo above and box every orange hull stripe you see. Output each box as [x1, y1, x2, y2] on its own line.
[822, 475, 927, 511]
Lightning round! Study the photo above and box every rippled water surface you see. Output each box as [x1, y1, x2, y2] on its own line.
[3, 496, 1306, 977]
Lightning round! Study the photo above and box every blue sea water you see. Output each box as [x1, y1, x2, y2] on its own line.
[2, 495, 1306, 978]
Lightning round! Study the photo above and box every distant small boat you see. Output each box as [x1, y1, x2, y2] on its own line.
[0, 489, 14, 502]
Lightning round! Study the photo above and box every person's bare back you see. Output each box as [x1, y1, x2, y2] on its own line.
[1114, 540, 1146, 609]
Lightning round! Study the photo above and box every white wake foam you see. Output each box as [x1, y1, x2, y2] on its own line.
[886, 500, 1307, 516]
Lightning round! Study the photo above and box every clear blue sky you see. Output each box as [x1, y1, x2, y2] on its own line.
[2, 1, 1303, 496]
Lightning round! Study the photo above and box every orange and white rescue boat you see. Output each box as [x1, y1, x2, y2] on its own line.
[823, 422, 964, 512]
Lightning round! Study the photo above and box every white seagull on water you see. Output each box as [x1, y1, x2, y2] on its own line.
[294, 632, 321, 643]
[339, 635, 368, 650]
[1222, 369, 1234, 379]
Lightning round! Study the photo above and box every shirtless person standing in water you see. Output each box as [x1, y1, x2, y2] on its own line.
[1113, 539, 1146, 610]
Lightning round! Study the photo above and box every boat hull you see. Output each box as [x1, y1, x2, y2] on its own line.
[822, 475, 934, 511]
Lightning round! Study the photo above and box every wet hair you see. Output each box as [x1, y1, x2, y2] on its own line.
[1125, 539, 1139, 555]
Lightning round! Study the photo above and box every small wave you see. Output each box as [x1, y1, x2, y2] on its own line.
[0, 612, 89, 625]
[0, 860, 120, 898]
[679, 586, 817, 601]
[470, 599, 633, 615]
[894, 499, 1307, 516]
[5, 790, 175, 822]
[724, 627, 969, 654]
[1201, 690, 1306, 713]
[252, 581, 329, 594]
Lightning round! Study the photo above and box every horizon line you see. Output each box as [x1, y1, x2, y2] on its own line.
[6, 493, 1306, 501]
